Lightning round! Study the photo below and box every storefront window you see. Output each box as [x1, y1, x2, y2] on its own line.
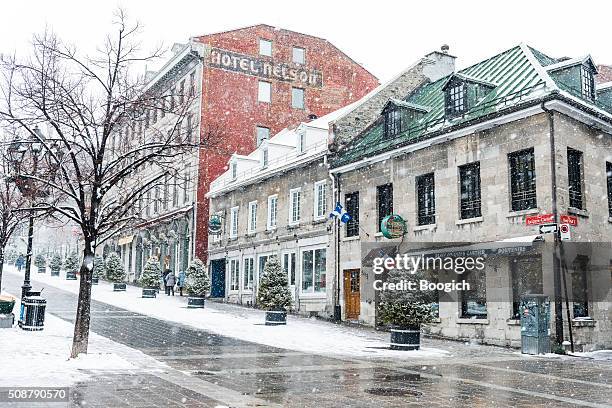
[301, 248, 326, 293]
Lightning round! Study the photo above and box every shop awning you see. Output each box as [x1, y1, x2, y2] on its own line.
[117, 235, 135, 246]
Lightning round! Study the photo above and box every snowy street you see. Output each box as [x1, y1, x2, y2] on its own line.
[1, 268, 611, 407]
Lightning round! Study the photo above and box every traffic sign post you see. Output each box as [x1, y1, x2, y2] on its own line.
[559, 224, 571, 241]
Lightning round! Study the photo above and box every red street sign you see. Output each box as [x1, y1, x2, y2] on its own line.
[560, 214, 578, 226]
[525, 213, 555, 225]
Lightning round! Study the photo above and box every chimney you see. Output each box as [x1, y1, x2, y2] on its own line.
[423, 45, 456, 82]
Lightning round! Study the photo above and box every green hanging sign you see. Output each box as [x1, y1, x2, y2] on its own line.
[208, 215, 222, 235]
[380, 214, 406, 239]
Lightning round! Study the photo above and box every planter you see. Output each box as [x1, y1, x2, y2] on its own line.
[92, 277, 99, 285]
[66, 271, 77, 280]
[0, 296, 15, 314]
[50, 270, 60, 277]
[113, 283, 127, 292]
[142, 288, 157, 298]
[187, 296, 206, 308]
[37, 267, 46, 274]
[390, 327, 420, 350]
[265, 310, 287, 326]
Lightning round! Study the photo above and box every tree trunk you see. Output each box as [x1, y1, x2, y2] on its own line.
[0, 247, 4, 293]
[71, 239, 94, 358]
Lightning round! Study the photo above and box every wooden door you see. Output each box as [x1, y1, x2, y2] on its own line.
[344, 269, 360, 319]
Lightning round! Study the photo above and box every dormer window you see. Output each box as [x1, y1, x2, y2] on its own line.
[261, 147, 268, 168]
[446, 82, 466, 117]
[581, 65, 595, 100]
[384, 109, 401, 136]
[231, 162, 237, 180]
[297, 130, 305, 154]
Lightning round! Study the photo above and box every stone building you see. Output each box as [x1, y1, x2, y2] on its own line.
[206, 108, 353, 314]
[328, 44, 612, 351]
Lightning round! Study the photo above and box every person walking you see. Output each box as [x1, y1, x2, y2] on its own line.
[177, 270, 186, 296]
[15, 254, 25, 272]
[165, 270, 176, 296]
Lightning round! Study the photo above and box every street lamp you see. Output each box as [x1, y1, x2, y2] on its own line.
[8, 126, 48, 299]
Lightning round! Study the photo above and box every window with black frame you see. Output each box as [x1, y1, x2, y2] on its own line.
[510, 256, 543, 318]
[445, 81, 466, 117]
[345, 191, 360, 237]
[376, 184, 393, 232]
[509, 148, 537, 211]
[459, 162, 481, 219]
[567, 148, 584, 209]
[581, 65, 595, 100]
[572, 256, 589, 318]
[606, 162, 612, 217]
[384, 108, 401, 137]
[460, 268, 487, 318]
[417, 173, 435, 225]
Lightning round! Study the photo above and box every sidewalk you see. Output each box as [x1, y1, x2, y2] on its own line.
[5, 266, 522, 362]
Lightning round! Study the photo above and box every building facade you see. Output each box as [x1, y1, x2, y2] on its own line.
[328, 45, 612, 351]
[206, 110, 346, 314]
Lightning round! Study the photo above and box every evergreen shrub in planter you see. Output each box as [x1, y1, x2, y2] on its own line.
[49, 255, 62, 276]
[106, 253, 127, 291]
[378, 267, 437, 350]
[34, 254, 46, 274]
[91, 255, 105, 285]
[139, 257, 161, 298]
[257, 256, 292, 326]
[64, 252, 79, 280]
[185, 258, 209, 308]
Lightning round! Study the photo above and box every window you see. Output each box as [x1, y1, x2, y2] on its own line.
[256, 126, 269, 146]
[572, 256, 589, 318]
[289, 188, 301, 224]
[179, 79, 185, 105]
[376, 184, 393, 232]
[567, 148, 584, 209]
[459, 162, 481, 219]
[211, 211, 223, 242]
[154, 187, 160, 213]
[607, 162, 612, 217]
[297, 130, 305, 154]
[384, 109, 401, 136]
[267, 195, 278, 229]
[460, 269, 487, 318]
[189, 71, 196, 97]
[510, 256, 543, 318]
[292, 47, 305, 64]
[170, 86, 176, 110]
[146, 190, 151, 216]
[301, 248, 326, 293]
[231, 162, 237, 180]
[259, 39, 272, 56]
[163, 174, 169, 211]
[581, 65, 595, 100]
[186, 114, 194, 143]
[243, 258, 254, 290]
[261, 147, 269, 168]
[183, 164, 190, 204]
[172, 174, 178, 207]
[292, 87, 305, 109]
[258, 255, 270, 281]
[230, 207, 239, 238]
[258, 81, 271, 103]
[314, 181, 327, 220]
[345, 192, 360, 237]
[509, 148, 537, 211]
[248, 201, 257, 233]
[445, 82, 466, 117]
[417, 173, 436, 225]
[230, 259, 239, 291]
[283, 252, 296, 286]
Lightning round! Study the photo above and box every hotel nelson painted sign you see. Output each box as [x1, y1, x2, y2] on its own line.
[209, 48, 323, 88]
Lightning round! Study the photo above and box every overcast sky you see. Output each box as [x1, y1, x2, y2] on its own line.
[2, 0, 611, 83]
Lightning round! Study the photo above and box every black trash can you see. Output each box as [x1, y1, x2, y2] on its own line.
[265, 310, 287, 326]
[18, 292, 46, 331]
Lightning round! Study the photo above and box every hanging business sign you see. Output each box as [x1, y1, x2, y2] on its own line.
[380, 214, 407, 239]
[209, 48, 323, 88]
[208, 215, 223, 235]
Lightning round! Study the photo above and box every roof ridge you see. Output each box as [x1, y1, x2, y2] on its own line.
[519, 43, 558, 90]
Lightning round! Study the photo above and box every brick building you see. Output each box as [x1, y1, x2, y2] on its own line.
[192, 25, 378, 260]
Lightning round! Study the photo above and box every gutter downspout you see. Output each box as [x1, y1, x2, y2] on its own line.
[541, 102, 574, 352]
[328, 155, 342, 322]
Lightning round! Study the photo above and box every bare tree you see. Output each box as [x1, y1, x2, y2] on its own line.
[0, 10, 220, 357]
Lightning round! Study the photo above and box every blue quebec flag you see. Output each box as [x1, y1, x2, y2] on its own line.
[330, 202, 351, 224]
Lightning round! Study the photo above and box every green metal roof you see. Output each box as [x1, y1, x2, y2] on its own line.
[330, 44, 612, 169]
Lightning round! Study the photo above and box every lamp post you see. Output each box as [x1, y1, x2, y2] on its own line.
[8, 126, 46, 299]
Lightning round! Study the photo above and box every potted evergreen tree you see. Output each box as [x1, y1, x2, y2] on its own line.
[139, 257, 161, 298]
[257, 256, 292, 325]
[185, 258, 209, 308]
[92, 255, 105, 285]
[377, 267, 437, 350]
[34, 254, 47, 274]
[49, 254, 62, 276]
[64, 252, 79, 280]
[106, 253, 127, 291]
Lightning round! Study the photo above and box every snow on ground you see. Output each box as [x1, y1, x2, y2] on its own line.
[0, 295, 166, 387]
[7, 267, 450, 360]
[570, 350, 612, 361]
